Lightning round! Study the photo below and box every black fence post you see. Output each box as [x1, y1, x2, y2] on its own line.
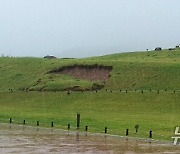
[67, 91, 70, 95]
[135, 125, 139, 134]
[149, 130, 152, 138]
[37, 121, 39, 126]
[105, 127, 107, 133]
[23, 120, 26, 125]
[51, 122, 54, 127]
[10, 118, 12, 123]
[77, 113, 80, 129]
[68, 123, 70, 130]
[126, 129, 129, 136]
[85, 126, 88, 131]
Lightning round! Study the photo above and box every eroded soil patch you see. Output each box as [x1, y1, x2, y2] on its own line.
[48, 64, 113, 81]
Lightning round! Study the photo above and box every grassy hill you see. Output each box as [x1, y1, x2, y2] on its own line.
[0, 49, 180, 92]
[0, 48, 180, 141]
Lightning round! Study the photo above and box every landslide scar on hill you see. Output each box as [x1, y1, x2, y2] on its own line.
[48, 64, 113, 81]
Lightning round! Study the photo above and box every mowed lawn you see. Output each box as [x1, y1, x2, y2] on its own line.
[0, 91, 179, 141]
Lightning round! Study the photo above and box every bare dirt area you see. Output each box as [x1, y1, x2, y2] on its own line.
[48, 64, 113, 81]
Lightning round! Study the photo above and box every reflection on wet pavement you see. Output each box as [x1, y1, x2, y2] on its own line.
[0, 123, 179, 154]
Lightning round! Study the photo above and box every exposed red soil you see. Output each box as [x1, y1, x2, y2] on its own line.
[48, 64, 113, 81]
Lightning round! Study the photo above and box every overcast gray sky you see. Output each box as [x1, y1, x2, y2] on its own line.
[0, 0, 180, 58]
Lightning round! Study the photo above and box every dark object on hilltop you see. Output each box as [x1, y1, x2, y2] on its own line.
[169, 48, 175, 51]
[155, 47, 162, 51]
[44, 55, 57, 59]
[61, 58, 75, 60]
[176, 45, 180, 48]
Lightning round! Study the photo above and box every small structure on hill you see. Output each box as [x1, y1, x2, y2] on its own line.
[176, 45, 180, 48]
[44, 55, 57, 59]
[155, 47, 162, 51]
[169, 48, 175, 51]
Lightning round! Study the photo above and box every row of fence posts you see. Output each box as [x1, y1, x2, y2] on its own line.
[118, 89, 176, 94]
[9, 88, 178, 94]
[104, 89, 177, 94]
[67, 89, 178, 95]
[9, 114, 153, 139]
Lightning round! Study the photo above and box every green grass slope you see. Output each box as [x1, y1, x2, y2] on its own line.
[0, 49, 180, 92]
[0, 91, 179, 141]
[0, 49, 180, 141]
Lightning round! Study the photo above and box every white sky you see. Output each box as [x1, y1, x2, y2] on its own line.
[0, 0, 180, 58]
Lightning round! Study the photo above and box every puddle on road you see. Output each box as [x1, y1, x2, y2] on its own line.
[0, 123, 179, 154]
